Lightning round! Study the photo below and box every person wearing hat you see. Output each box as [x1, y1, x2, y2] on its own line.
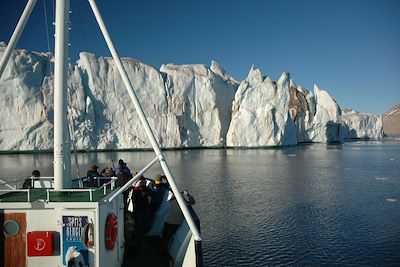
[86, 165, 101, 187]
[150, 174, 167, 215]
[115, 159, 131, 177]
[22, 170, 41, 189]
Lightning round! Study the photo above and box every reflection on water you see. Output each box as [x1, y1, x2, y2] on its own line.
[1, 142, 400, 266]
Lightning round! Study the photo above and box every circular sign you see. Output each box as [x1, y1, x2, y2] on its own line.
[3, 220, 20, 237]
[34, 238, 46, 251]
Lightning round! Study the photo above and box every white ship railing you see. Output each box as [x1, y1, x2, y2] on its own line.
[45, 177, 116, 202]
[0, 176, 117, 202]
[0, 189, 31, 202]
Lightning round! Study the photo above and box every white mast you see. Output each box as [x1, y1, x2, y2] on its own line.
[54, 0, 71, 190]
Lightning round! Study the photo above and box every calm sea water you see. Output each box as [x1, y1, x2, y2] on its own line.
[1, 142, 400, 266]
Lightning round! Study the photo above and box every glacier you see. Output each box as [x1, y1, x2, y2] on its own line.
[0, 44, 383, 151]
[226, 68, 297, 146]
[340, 109, 383, 140]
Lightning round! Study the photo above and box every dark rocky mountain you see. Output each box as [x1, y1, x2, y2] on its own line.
[383, 103, 400, 136]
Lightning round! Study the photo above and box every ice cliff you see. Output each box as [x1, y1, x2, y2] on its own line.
[0, 44, 383, 150]
[226, 68, 297, 146]
[341, 109, 383, 140]
[0, 44, 237, 150]
[227, 69, 345, 147]
[0, 46, 54, 150]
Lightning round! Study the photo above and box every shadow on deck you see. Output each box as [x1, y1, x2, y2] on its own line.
[122, 237, 169, 267]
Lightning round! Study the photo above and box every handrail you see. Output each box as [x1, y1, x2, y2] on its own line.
[107, 156, 159, 202]
[91, 178, 116, 194]
[46, 188, 94, 202]
[45, 177, 117, 202]
[0, 189, 31, 202]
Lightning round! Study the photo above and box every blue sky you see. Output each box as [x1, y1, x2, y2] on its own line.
[1, 0, 399, 114]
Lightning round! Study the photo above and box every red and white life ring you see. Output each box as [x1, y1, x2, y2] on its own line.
[105, 213, 118, 250]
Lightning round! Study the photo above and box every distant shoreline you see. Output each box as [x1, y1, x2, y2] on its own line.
[0, 139, 399, 155]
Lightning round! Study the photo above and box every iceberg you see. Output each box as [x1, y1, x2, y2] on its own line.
[226, 68, 297, 146]
[0, 44, 237, 150]
[0, 44, 54, 150]
[160, 60, 237, 147]
[340, 109, 383, 140]
[303, 84, 342, 143]
[0, 44, 383, 151]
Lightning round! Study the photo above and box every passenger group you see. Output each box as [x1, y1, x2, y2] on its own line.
[86, 159, 198, 258]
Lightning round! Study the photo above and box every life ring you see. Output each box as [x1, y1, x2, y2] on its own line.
[105, 213, 118, 250]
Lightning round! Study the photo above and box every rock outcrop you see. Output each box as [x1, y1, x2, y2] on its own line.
[383, 103, 400, 137]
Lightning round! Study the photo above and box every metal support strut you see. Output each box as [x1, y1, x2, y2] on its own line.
[0, 0, 37, 79]
[87, 0, 202, 242]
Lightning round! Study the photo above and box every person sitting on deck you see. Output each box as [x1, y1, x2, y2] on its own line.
[101, 166, 115, 177]
[86, 165, 101, 187]
[23, 170, 40, 189]
[96, 166, 114, 185]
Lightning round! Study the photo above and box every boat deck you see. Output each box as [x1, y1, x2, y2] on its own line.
[122, 237, 168, 267]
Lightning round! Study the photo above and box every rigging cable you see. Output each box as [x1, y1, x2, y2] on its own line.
[42, 0, 51, 52]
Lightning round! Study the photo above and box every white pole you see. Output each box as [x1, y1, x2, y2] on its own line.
[0, 0, 37, 79]
[108, 156, 159, 202]
[54, 0, 71, 190]
[87, 0, 201, 242]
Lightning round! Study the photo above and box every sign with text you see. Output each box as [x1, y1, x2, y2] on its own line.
[62, 216, 88, 266]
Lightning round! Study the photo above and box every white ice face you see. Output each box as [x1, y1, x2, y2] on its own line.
[0, 44, 382, 151]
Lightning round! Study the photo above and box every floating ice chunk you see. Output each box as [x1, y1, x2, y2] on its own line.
[386, 198, 399, 202]
[374, 176, 388, 181]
